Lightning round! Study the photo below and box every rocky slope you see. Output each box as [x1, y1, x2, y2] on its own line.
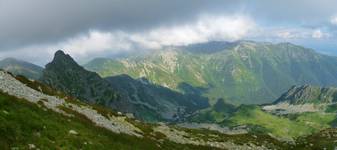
[40, 50, 209, 122]
[0, 58, 43, 80]
[0, 70, 141, 136]
[85, 41, 337, 104]
[274, 85, 337, 104]
[0, 70, 292, 149]
[263, 85, 337, 115]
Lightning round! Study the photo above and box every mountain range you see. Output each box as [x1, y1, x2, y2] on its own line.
[85, 41, 337, 105]
[1, 40, 337, 149]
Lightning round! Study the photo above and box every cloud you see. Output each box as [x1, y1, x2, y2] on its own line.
[60, 31, 133, 57]
[253, 27, 331, 40]
[0, 0, 243, 50]
[276, 31, 299, 39]
[129, 15, 255, 49]
[0, 15, 255, 65]
[2, 0, 337, 64]
[331, 16, 337, 25]
[2, 0, 337, 51]
[58, 15, 255, 59]
[312, 30, 323, 39]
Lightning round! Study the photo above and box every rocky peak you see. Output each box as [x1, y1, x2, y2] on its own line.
[54, 50, 66, 57]
[53, 50, 70, 61]
[274, 85, 337, 104]
[41, 50, 118, 104]
[47, 50, 80, 70]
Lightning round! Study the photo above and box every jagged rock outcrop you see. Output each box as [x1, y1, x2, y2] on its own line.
[40, 50, 119, 105]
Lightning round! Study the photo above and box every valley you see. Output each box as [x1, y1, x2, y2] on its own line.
[2, 1, 337, 149]
[1, 41, 337, 149]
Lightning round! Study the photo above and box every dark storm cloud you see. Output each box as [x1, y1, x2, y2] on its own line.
[0, 0, 245, 50]
[1, 0, 337, 64]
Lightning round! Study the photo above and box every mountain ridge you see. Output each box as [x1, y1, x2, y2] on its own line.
[85, 41, 337, 104]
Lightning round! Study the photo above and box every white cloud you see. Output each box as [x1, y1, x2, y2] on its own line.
[55, 15, 256, 57]
[1, 15, 256, 65]
[131, 15, 256, 48]
[59, 31, 133, 57]
[312, 29, 323, 39]
[257, 27, 330, 40]
[4, 13, 336, 66]
[272, 28, 308, 39]
[330, 16, 337, 25]
[276, 31, 297, 39]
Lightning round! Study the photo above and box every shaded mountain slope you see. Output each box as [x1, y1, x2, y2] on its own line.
[189, 98, 236, 123]
[40, 50, 119, 105]
[106, 75, 209, 121]
[0, 58, 43, 80]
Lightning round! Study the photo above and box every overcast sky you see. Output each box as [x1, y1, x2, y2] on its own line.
[1, 0, 337, 65]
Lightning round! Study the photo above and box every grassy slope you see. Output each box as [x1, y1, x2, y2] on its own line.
[0, 91, 214, 150]
[294, 128, 337, 149]
[189, 99, 236, 123]
[226, 105, 336, 140]
[189, 108, 228, 123]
